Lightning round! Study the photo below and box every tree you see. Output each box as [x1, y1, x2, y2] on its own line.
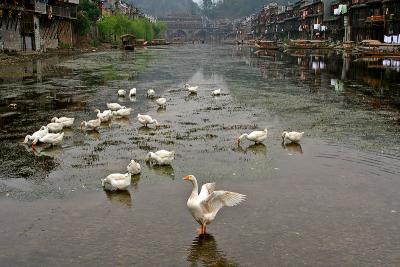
[78, 0, 100, 22]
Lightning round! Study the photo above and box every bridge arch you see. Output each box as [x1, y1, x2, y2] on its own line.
[194, 30, 207, 40]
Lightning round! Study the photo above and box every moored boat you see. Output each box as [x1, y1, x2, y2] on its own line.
[285, 39, 330, 49]
[120, 34, 136, 50]
[356, 40, 400, 57]
[255, 40, 279, 50]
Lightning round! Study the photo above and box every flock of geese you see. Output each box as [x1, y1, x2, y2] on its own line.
[22, 83, 304, 235]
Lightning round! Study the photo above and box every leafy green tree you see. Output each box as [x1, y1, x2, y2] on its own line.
[76, 11, 91, 35]
[78, 0, 100, 22]
[75, 0, 100, 36]
[97, 14, 166, 43]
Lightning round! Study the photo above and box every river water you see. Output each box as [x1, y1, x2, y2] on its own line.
[0, 45, 399, 266]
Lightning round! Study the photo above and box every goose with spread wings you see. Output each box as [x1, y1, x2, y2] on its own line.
[183, 175, 246, 234]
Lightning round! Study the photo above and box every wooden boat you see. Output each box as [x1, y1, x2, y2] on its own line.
[255, 40, 279, 50]
[149, 39, 170, 46]
[343, 41, 355, 51]
[135, 39, 148, 47]
[120, 34, 135, 50]
[356, 40, 400, 57]
[285, 39, 330, 49]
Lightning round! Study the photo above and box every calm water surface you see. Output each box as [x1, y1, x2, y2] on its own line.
[0, 45, 399, 266]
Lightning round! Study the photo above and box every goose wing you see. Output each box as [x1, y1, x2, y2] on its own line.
[198, 183, 216, 201]
[201, 190, 246, 214]
[247, 130, 264, 140]
[289, 131, 304, 140]
[156, 150, 174, 158]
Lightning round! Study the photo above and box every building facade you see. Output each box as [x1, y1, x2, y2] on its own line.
[249, 0, 400, 43]
[0, 0, 78, 52]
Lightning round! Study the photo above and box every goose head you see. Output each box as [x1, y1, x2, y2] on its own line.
[94, 109, 101, 114]
[281, 131, 288, 142]
[182, 174, 197, 186]
[183, 174, 196, 182]
[80, 121, 87, 129]
[145, 152, 155, 162]
[154, 119, 160, 129]
[51, 117, 58, 123]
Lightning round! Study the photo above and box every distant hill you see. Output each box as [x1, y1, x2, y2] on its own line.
[211, 0, 290, 19]
[131, 0, 200, 17]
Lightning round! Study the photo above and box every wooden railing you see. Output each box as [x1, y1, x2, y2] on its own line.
[366, 15, 384, 22]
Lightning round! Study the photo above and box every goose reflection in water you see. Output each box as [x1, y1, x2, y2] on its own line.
[187, 234, 238, 267]
[26, 144, 64, 158]
[184, 93, 198, 101]
[157, 106, 166, 113]
[235, 143, 267, 155]
[105, 190, 132, 207]
[146, 163, 175, 178]
[129, 96, 137, 102]
[86, 130, 101, 140]
[138, 126, 156, 134]
[281, 142, 303, 154]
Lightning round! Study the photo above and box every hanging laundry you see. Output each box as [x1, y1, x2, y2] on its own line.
[393, 35, 398, 44]
[313, 24, 321, 31]
[334, 8, 339, 15]
[341, 5, 348, 14]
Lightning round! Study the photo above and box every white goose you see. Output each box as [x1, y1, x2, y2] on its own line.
[101, 161, 138, 190]
[129, 88, 136, 97]
[80, 118, 101, 131]
[107, 103, 125, 111]
[145, 150, 175, 165]
[188, 86, 198, 94]
[47, 122, 64, 133]
[35, 132, 64, 147]
[127, 160, 141, 175]
[183, 175, 246, 234]
[147, 89, 156, 98]
[211, 89, 221, 96]
[137, 114, 159, 128]
[282, 131, 304, 143]
[156, 97, 167, 108]
[95, 109, 112, 122]
[112, 107, 132, 118]
[118, 89, 126, 97]
[24, 126, 49, 146]
[236, 128, 268, 145]
[51, 117, 74, 127]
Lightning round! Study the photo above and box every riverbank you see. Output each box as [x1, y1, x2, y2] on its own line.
[0, 43, 112, 66]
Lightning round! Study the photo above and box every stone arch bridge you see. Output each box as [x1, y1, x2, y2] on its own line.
[158, 14, 215, 41]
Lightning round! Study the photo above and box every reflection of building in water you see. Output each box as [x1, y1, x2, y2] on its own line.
[330, 78, 344, 92]
[187, 234, 238, 267]
[0, 56, 68, 82]
[248, 48, 400, 107]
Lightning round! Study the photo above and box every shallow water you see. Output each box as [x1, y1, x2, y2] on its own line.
[0, 45, 399, 266]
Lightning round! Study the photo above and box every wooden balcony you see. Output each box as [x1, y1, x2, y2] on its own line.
[366, 15, 384, 22]
[50, 5, 77, 19]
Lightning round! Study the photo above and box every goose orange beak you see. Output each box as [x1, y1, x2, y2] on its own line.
[183, 175, 190, 181]
[235, 138, 240, 145]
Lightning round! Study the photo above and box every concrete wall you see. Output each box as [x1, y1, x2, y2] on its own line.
[0, 17, 22, 51]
